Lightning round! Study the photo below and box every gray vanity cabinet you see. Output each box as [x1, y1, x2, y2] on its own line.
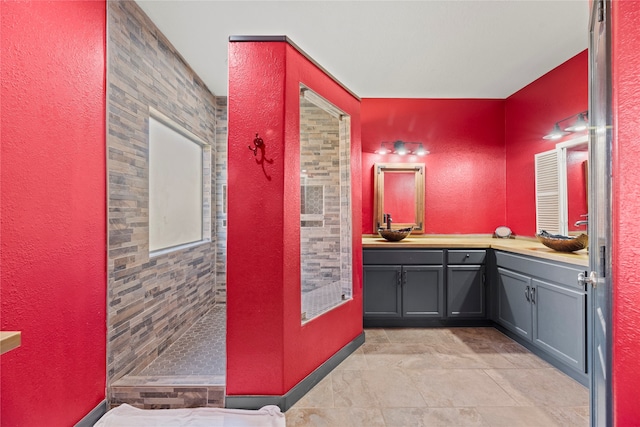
[531, 278, 586, 372]
[495, 251, 587, 378]
[362, 265, 402, 318]
[402, 266, 444, 317]
[363, 250, 444, 324]
[497, 268, 533, 340]
[447, 250, 486, 318]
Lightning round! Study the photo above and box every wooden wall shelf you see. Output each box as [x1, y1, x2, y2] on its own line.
[0, 331, 21, 355]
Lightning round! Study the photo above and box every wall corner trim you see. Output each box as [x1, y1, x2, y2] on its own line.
[74, 400, 107, 427]
[225, 331, 365, 411]
[228, 35, 360, 101]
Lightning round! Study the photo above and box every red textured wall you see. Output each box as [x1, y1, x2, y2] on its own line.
[505, 51, 588, 236]
[361, 99, 506, 234]
[0, 2, 106, 425]
[611, 1, 640, 423]
[227, 40, 362, 395]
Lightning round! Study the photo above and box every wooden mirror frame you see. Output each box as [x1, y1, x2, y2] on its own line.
[373, 163, 425, 233]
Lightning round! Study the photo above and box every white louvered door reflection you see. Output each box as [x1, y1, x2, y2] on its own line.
[535, 149, 560, 234]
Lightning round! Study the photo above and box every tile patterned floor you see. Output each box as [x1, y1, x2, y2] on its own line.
[302, 280, 347, 321]
[109, 305, 227, 409]
[285, 327, 590, 427]
[139, 304, 226, 377]
[114, 311, 589, 423]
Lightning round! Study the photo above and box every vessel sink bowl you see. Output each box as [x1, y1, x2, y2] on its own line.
[378, 227, 413, 242]
[536, 232, 588, 252]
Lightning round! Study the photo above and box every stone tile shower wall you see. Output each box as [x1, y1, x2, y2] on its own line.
[107, 1, 217, 384]
[300, 98, 352, 319]
[339, 117, 353, 301]
[215, 97, 228, 304]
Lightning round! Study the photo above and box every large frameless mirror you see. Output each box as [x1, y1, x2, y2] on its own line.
[299, 85, 352, 322]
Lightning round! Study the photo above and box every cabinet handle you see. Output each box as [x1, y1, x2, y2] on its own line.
[530, 287, 536, 304]
[525, 286, 530, 302]
[397, 270, 402, 286]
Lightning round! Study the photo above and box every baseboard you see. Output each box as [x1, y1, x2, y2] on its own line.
[74, 400, 107, 427]
[364, 317, 494, 328]
[225, 331, 365, 411]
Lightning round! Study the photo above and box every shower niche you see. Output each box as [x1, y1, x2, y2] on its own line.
[299, 86, 352, 321]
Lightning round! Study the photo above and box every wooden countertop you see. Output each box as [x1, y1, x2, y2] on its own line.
[362, 235, 589, 267]
[0, 331, 21, 355]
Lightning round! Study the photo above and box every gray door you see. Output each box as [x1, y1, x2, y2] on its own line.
[496, 268, 533, 341]
[588, 0, 613, 425]
[363, 265, 402, 317]
[531, 279, 586, 373]
[447, 265, 485, 318]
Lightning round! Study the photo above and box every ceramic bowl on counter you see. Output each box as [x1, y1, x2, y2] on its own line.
[378, 227, 413, 242]
[536, 231, 588, 252]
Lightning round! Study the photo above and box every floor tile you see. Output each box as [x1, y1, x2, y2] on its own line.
[364, 328, 390, 343]
[411, 368, 520, 408]
[486, 340, 552, 369]
[334, 348, 368, 371]
[484, 367, 589, 407]
[383, 407, 488, 427]
[361, 368, 428, 408]
[540, 405, 590, 426]
[139, 304, 226, 377]
[331, 370, 380, 408]
[476, 406, 565, 426]
[291, 375, 334, 409]
[285, 407, 385, 427]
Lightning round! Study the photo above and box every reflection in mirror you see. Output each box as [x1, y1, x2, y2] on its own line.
[559, 136, 589, 235]
[373, 163, 425, 233]
[536, 135, 588, 236]
[384, 172, 416, 224]
[299, 85, 352, 322]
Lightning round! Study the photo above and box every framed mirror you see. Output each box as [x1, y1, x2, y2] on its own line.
[373, 163, 425, 233]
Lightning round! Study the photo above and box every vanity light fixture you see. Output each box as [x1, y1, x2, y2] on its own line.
[394, 141, 409, 155]
[375, 140, 429, 156]
[542, 123, 570, 140]
[543, 110, 589, 140]
[375, 143, 391, 155]
[564, 112, 589, 132]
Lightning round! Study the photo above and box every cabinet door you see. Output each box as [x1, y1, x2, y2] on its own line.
[447, 265, 485, 318]
[531, 279, 586, 372]
[497, 267, 533, 340]
[363, 265, 402, 317]
[402, 265, 444, 317]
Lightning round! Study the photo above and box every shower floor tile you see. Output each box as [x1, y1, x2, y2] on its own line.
[139, 304, 226, 377]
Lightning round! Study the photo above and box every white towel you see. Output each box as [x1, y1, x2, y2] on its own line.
[93, 404, 286, 427]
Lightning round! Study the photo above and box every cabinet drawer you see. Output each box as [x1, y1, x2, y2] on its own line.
[448, 250, 486, 264]
[363, 249, 443, 265]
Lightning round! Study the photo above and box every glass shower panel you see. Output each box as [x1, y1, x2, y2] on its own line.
[299, 86, 352, 322]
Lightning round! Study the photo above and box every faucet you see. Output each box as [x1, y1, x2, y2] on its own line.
[383, 213, 392, 229]
[575, 214, 588, 228]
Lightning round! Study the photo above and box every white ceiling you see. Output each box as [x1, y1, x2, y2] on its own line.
[135, 0, 589, 99]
